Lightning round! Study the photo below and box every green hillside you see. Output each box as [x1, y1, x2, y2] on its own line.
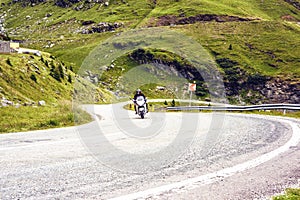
[1, 0, 299, 72]
[0, 0, 299, 118]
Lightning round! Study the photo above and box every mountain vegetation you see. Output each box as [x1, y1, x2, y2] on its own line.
[0, 0, 299, 131]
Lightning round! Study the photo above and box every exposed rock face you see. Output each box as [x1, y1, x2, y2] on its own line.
[262, 78, 299, 104]
[128, 51, 299, 104]
[152, 14, 258, 27]
[1, 97, 13, 107]
[0, 19, 5, 36]
[10, 0, 108, 9]
[85, 70, 99, 84]
[284, 0, 300, 10]
[128, 49, 226, 100]
[0, 13, 8, 39]
[129, 49, 204, 81]
[54, 0, 79, 8]
[216, 58, 300, 104]
[38, 100, 46, 106]
[81, 22, 123, 34]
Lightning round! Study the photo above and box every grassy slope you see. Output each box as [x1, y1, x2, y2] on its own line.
[144, 0, 299, 20]
[2, 0, 299, 75]
[176, 21, 300, 77]
[139, 0, 300, 78]
[2, 0, 154, 70]
[0, 101, 91, 133]
[0, 53, 95, 133]
[0, 53, 73, 102]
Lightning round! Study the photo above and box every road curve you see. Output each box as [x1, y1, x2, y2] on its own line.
[0, 103, 299, 200]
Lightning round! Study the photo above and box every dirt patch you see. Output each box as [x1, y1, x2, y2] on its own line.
[281, 15, 298, 21]
[151, 14, 259, 27]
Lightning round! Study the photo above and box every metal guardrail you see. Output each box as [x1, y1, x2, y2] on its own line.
[167, 104, 300, 111]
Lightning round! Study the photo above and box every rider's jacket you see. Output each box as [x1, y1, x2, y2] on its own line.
[133, 93, 146, 101]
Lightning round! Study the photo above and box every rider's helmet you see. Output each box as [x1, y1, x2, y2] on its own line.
[136, 89, 141, 94]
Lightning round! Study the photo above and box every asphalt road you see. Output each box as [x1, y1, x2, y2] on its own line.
[1, 103, 299, 200]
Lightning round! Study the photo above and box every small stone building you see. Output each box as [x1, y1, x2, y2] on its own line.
[0, 41, 10, 53]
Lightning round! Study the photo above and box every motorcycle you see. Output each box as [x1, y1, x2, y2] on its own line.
[132, 96, 147, 119]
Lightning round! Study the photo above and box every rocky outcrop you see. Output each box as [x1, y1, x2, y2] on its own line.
[54, 0, 80, 8]
[152, 14, 259, 27]
[0, 97, 47, 107]
[262, 78, 299, 104]
[284, 0, 300, 10]
[0, 13, 9, 40]
[216, 58, 300, 104]
[129, 49, 204, 81]
[80, 22, 123, 34]
[84, 70, 99, 84]
[127, 50, 299, 104]
[10, 0, 109, 10]
[1, 97, 13, 107]
[0, 19, 5, 36]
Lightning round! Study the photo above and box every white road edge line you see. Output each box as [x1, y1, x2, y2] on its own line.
[110, 119, 300, 200]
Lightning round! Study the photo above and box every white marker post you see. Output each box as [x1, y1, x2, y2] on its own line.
[188, 82, 196, 107]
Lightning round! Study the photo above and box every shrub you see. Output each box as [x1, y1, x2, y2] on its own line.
[171, 99, 175, 107]
[50, 65, 61, 82]
[68, 74, 72, 83]
[58, 64, 64, 80]
[30, 74, 37, 83]
[6, 58, 12, 66]
[48, 119, 59, 126]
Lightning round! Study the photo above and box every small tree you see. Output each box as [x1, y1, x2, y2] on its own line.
[6, 58, 12, 66]
[171, 99, 175, 107]
[164, 100, 168, 105]
[5, 32, 11, 41]
[58, 64, 64, 80]
[45, 60, 49, 67]
[50, 65, 61, 82]
[30, 74, 37, 83]
[68, 74, 72, 83]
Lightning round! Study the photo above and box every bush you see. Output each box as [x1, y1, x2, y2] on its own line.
[68, 74, 72, 83]
[48, 119, 59, 126]
[58, 64, 64, 80]
[30, 74, 37, 83]
[171, 99, 175, 107]
[6, 58, 12, 66]
[50, 65, 61, 82]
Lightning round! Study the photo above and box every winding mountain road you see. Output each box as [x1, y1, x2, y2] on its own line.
[1, 103, 299, 199]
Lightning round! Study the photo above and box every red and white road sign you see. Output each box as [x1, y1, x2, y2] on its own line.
[188, 83, 196, 92]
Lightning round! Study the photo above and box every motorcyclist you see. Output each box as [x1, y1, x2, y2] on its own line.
[133, 89, 149, 114]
